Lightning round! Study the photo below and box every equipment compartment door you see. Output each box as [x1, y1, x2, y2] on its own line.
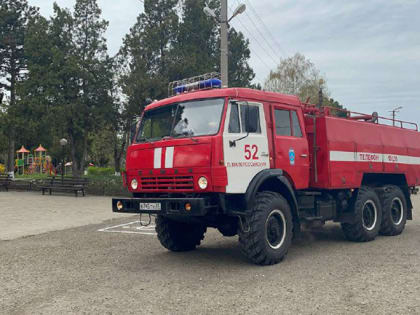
[271, 105, 310, 189]
[223, 101, 270, 193]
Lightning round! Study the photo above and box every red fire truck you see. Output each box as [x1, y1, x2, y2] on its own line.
[113, 76, 420, 265]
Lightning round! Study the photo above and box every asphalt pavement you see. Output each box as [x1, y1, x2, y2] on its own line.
[1, 191, 420, 314]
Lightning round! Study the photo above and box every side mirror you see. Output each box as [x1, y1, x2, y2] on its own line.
[129, 121, 139, 144]
[245, 105, 259, 133]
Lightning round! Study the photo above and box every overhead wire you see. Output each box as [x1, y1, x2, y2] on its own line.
[228, 5, 275, 73]
[232, 0, 280, 64]
[243, 0, 288, 57]
[227, 4, 276, 86]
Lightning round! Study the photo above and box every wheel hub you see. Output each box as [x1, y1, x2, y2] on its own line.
[391, 197, 403, 225]
[362, 200, 377, 231]
[265, 209, 287, 249]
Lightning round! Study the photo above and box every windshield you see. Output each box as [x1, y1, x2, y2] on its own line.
[136, 98, 225, 142]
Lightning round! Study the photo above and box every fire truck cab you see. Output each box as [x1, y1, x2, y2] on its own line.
[113, 77, 420, 265]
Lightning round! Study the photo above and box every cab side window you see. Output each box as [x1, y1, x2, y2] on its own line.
[228, 102, 261, 134]
[291, 111, 303, 137]
[240, 104, 261, 133]
[275, 109, 291, 136]
[228, 103, 241, 133]
[274, 109, 303, 137]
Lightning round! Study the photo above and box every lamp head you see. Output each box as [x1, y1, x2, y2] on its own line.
[60, 138, 68, 146]
[203, 6, 217, 19]
[233, 3, 246, 16]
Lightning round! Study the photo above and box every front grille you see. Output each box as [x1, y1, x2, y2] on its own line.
[140, 176, 194, 191]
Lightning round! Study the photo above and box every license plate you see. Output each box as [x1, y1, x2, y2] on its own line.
[139, 202, 161, 211]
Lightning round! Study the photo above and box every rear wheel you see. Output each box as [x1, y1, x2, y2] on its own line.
[379, 185, 407, 236]
[341, 186, 382, 242]
[238, 191, 293, 265]
[155, 216, 206, 252]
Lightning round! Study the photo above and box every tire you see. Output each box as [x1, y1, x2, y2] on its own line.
[238, 191, 293, 265]
[379, 185, 407, 236]
[155, 216, 206, 252]
[341, 186, 382, 242]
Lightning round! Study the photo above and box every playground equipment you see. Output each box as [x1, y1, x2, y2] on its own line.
[34, 145, 47, 174]
[15, 144, 56, 175]
[16, 146, 30, 175]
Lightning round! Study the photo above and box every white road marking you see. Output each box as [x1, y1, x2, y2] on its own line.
[99, 230, 157, 235]
[98, 220, 156, 235]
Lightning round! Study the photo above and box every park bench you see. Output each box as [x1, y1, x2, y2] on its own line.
[0, 174, 12, 191]
[9, 179, 35, 191]
[40, 177, 89, 197]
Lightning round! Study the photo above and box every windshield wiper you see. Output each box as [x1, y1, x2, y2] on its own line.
[136, 137, 161, 143]
[173, 132, 199, 143]
[136, 137, 149, 143]
[184, 133, 199, 143]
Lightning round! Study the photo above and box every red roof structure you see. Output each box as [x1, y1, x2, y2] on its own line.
[35, 145, 47, 152]
[16, 146, 30, 154]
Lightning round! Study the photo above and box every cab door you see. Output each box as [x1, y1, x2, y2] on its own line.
[271, 105, 309, 189]
[223, 101, 270, 193]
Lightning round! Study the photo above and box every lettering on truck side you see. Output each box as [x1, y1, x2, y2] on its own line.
[227, 161, 268, 168]
[359, 153, 380, 161]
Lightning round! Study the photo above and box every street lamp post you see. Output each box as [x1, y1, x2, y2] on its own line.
[204, 1, 246, 88]
[59, 138, 68, 182]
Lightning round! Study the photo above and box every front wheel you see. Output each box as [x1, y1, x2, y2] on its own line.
[155, 216, 206, 252]
[239, 191, 293, 265]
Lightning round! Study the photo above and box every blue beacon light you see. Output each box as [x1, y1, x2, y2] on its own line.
[174, 78, 222, 94]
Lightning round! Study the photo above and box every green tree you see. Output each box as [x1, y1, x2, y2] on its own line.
[264, 53, 325, 102]
[66, 0, 111, 176]
[264, 52, 344, 111]
[227, 28, 255, 87]
[0, 0, 38, 173]
[16, 15, 56, 152]
[171, 0, 219, 80]
[36, 0, 113, 176]
[111, 0, 180, 173]
[119, 0, 179, 99]
[173, 0, 255, 87]
[17, 3, 114, 173]
[0, 102, 8, 164]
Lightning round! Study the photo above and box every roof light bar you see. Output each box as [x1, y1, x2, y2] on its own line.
[168, 72, 222, 97]
[173, 78, 222, 94]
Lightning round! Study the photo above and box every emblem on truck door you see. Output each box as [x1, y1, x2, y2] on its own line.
[289, 148, 295, 165]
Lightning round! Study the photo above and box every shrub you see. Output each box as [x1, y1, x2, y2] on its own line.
[86, 175, 130, 197]
[0, 164, 5, 174]
[87, 166, 115, 177]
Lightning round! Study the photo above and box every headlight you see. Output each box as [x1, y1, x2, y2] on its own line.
[198, 177, 208, 190]
[131, 178, 138, 190]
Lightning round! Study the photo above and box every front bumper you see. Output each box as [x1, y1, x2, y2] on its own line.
[112, 198, 209, 216]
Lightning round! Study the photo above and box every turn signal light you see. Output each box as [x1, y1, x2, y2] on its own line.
[116, 201, 123, 210]
[185, 203, 192, 211]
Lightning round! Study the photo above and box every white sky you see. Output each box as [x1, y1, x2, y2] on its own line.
[31, 0, 420, 126]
